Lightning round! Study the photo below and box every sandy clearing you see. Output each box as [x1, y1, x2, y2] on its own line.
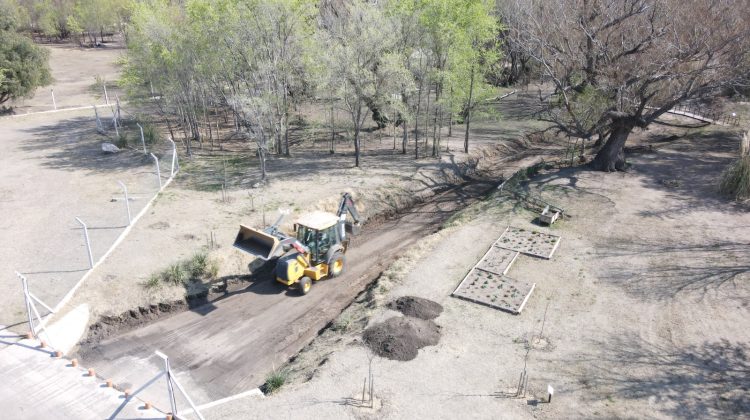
[201, 127, 749, 419]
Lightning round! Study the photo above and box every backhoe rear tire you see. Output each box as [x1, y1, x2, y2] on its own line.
[328, 252, 345, 278]
[298, 277, 312, 295]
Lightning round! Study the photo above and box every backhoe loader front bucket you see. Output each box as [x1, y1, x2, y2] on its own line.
[234, 225, 281, 260]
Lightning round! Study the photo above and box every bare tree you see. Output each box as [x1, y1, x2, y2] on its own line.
[507, 0, 750, 171]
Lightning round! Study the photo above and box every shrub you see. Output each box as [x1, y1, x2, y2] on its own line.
[144, 274, 161, 289]
[719, 156, 750, 200]
[163, 263, 187, 285]
[263, 370, 287, 394]
[185, 252, 209, 278]
[143, 124, 159, 145]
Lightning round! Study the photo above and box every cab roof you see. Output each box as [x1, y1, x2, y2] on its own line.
[295, 211, 340, 230]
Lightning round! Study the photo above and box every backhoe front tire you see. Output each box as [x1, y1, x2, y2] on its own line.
[328, 252, 345, 278]
[298, 277, 312, 295]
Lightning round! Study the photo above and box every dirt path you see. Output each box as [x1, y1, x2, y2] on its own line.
[78, 180, 496, 407]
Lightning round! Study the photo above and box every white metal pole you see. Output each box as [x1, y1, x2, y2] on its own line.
[155, 351, 178, 417]
[51, 89, 57, 110]
[168, 137, 177, 177]
[117, 181, 131, 225]
[75, 217, 94, 269]
[17, 272, 35, 337]
[137, 123, 147, 154]
[150, 153, 162, 188]
[93, 105, 103, 132]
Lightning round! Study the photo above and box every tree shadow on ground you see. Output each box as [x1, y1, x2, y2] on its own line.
[568, 334, 750, 419]
[17, 116, 166, 173]
[595, 240, 750, 302]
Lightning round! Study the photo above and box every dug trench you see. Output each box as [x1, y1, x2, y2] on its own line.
[74, 177, 501, 406]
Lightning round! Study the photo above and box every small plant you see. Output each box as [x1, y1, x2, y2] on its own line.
[163, 263, 187, 285]
[115, 132, 128, 149]
[264, 370, 288, 394]
[719, 155, 750, 200]
[185, 252, 209, 278]
[143, 124, 159, 145]
[144, 274, 161, 289]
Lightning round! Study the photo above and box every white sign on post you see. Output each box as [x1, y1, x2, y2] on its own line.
[547, 384, 554, 403]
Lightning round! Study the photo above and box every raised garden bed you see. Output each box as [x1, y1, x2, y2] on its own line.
[475, 246, 519, 275]
[452, 269, 535, 315]
[495, 226, 561, 259]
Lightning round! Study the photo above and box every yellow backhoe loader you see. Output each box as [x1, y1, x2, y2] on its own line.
[233, 193, 362, 295]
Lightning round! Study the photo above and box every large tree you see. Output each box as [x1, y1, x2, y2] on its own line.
[0, 1, 51, 105]
[506, 0, 750, 171]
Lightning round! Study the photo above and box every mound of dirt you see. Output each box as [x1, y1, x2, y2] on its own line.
[363, 317, 441, 361]
[387, 296, 443, 320]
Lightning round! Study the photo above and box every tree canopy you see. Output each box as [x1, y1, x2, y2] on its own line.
[0, 0, 52, 105]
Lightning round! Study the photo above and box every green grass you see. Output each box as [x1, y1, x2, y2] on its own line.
[719, 156, 750, 200]
[145, 251, 221, 289]
[163, 263, 187, 285]
[263, 370, 288, 394]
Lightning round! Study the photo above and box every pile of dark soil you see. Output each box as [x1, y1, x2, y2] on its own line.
[387, 296, 443, 320]
[363, 317, 440, 361]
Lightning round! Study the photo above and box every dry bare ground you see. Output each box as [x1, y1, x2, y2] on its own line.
[202, 125, 749, 419]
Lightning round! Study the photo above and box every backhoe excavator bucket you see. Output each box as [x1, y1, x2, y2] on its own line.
[234, 225, 281, 260]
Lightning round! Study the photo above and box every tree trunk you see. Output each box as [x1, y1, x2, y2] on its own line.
[330, 100, 335, 154]
[591, 119, 635, 171]
[464, 66, 475, 154]
[354, 107, 361, 167]
[402, 122, 408, 154]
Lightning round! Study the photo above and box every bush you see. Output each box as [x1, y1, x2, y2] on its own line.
[163, 263, 187, 285]
[143, 124, 159, 145]
[719, 156, 750, 200]
[185, 252, 208, 278]
[263, 370, 287, 394]
[144, 274, 161, 289]
[115, 132, 128, 149]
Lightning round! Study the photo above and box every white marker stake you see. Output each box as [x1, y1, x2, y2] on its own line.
[51, 89, 57, 110]
[150, 153, 162, 189]
[117, 181, 131, 225]
[137, 123, 146, 154]
[547, 384, 554, 403]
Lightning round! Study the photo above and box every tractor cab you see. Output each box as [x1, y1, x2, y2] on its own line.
[294, 211, 342, 264]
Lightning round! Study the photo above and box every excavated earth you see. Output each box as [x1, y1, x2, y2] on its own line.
[387, 296, 444, 320]
[363, 316, 441, 361]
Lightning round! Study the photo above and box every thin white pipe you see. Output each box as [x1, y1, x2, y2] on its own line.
[150, 153, 162, 188]
[167, 137, 177, 177]
[75, 217, 94, 269]
[117, 181, 131, 225]
[137, 123, 147, 154]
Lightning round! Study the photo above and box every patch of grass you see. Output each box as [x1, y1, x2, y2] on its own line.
[144, 252, 221, 289]
[163, 263, 187, 285]
[115, 132, 128, 149]
[263, 370, 288, 394]
[185, 252, 209, 278]
[719, 156, 750, 200]
[143, 274, 162, 289]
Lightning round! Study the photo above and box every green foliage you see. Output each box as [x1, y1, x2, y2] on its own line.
[185, 252, 209, 279]
[114, 130, 128, 148]
[163, 263, 187, 285]
[0, 21, 52, 104]
[719, 156, 750, 201]
[263, 369, 288, 393]
[146, 251, 220, 288]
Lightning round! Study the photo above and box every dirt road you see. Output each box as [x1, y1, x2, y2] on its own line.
[79, 180, 496, 407]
